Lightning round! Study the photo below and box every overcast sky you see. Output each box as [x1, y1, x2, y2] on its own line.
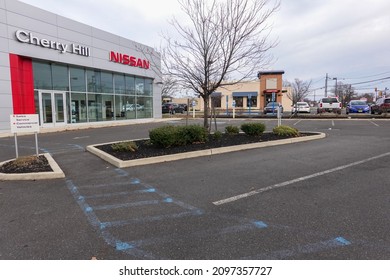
[19, 0, 390, 98]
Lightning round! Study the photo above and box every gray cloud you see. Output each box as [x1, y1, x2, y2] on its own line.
[20, 0, 390, 95]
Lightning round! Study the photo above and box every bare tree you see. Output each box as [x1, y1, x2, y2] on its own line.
[161, 74, 180, 101]
[286, 78, 312, 105]
[333, 82, 355, 106]
[162, 0, 279, 129]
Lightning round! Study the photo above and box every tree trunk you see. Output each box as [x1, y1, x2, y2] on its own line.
[203, 96, 209, 130]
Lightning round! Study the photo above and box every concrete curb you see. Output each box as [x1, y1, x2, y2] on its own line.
[0, 153, 65, 181]
[87, 132, 326, 168]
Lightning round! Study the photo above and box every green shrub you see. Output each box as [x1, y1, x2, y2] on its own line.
[272, 125, 300, 137]
[149, 125, 207, 148]
[177, 125, 207, 145]
[225, 125, 240, 135]
[111, 141, 138, 152]
[212, 130, 223, 140]
[241, 122, 266, 136]
[149, 125, 178, 148]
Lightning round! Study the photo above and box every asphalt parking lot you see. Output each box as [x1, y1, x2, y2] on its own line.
[1, 118, 390, 259]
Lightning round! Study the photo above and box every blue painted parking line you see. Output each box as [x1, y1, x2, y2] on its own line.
[243, 236, 352, 259]
[67, 172, 354, 259]
[39, 144, 84, 155]
[66, 179, 158, 259]
[116, 242, 134, 251]
[253, 221, 268, 229]
[83, 188, 156, 199]
[66, 174, 205, 258]
[99, 210, 204, 229]
[92, 199, 161, 211]
[114, 168, 129, 177]
[125, 219, 269, 248]
[76, 180, 141, 189]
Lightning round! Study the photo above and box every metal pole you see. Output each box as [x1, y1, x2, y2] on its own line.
[35, 132, 39, 157]
[325, 73, 328, 97]
[226, 95, 229, 116]
[192, 101, 196, 118]
[186, 98, 189, 126]
[14, 133, 19, 158]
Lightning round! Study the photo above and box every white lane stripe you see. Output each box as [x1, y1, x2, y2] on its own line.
[368, 120, 380, 127]
[332, 120, 335, 126]
[293, 120, 302, 126]
[213, 152, 390, 206]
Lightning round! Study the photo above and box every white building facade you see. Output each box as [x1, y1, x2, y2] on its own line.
[0, 0, 162, 132]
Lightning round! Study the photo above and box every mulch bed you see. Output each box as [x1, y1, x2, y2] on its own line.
[97, 132, 307, 161]
[0, 133, 309, 174]
[0, 155, 53, 174]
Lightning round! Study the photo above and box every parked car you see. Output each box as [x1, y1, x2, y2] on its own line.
[178, 103, 188, 111]
[263, 102, 283, 115]
[370, 97, 390, 115]
[346, 100, 370, 114]
[317, 97, 341, 114]
[161, 103, 184, 114]
[122, 104, 144, 112]
[292, 102, 311, 114]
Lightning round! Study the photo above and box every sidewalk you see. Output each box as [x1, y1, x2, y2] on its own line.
[0, 118, 179, 138]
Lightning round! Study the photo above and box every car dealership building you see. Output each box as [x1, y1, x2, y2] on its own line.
[0, 0, 162, 133]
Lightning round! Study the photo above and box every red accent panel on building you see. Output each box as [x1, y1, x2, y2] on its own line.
[9, 54, 35, 114]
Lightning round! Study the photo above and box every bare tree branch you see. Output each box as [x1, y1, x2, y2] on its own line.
[286, 78, 312, 105]
[162, 0, 280, 128]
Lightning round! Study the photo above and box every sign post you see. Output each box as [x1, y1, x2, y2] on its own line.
[232, 100, 236, 119]
[277, 106, 282, 127]
[271, 92, 276, 116]
[192, 100, 196, 118]
[10, 114, 40, 158]
[226, 95, 229, 116]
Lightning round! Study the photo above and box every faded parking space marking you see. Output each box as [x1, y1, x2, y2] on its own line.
[293, 120, 302, 126]
[65, 168, 361, 259]
[242, 236, 351, 260]
[368, 120, 380, 127]
[213, 152, 390, 206]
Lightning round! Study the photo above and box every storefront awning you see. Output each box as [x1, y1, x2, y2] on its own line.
[232, 91, 258, 97]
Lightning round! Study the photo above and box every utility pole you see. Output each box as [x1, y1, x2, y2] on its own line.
[333, 77, 338, 98]
[325, 73, 328, 97]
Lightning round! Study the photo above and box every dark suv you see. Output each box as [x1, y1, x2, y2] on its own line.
[161, 103, 184, 114]
[370, 97, 390, 115]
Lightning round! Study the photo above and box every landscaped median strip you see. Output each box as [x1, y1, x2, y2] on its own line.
[86, 132, 326, 168]
[0, 153, 65, 181]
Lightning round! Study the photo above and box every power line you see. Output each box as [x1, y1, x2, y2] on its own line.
[344, 71, 390, 80]
[350, 76, 390, 86]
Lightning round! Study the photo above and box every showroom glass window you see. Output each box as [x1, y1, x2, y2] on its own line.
[33, 61, 52, 89]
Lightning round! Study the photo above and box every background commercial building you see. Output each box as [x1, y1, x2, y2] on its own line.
[0, 0, 162, 133]
[172, 71, 291, 113]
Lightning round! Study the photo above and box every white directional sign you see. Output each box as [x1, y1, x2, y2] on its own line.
[10, 114, 40, 133]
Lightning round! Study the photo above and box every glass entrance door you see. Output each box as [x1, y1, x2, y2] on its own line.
[39, 91, 67, 126]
